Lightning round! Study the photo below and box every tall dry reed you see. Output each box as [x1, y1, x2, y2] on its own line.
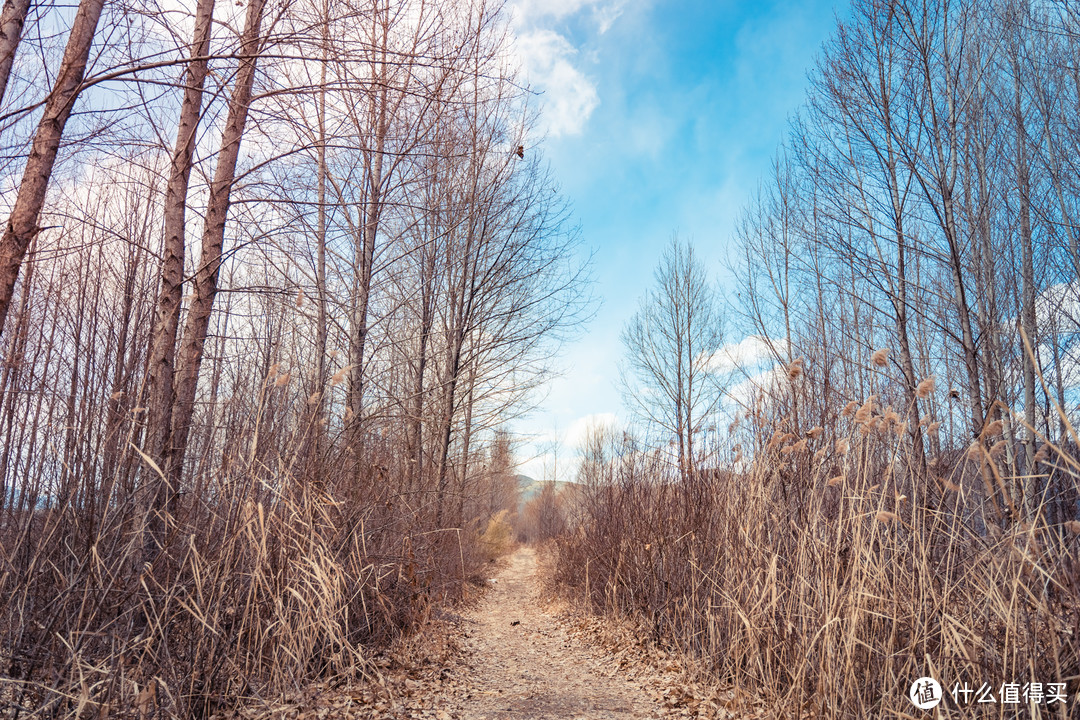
[555, 422, 1080, 717]
[0, 437, 486, 718]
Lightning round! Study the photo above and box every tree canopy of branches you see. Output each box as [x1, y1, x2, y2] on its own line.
[729, 0, 1080, 523]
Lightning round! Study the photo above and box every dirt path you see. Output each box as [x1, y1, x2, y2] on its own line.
[443, 546, 665, 720]
[269, 547, 738, 719]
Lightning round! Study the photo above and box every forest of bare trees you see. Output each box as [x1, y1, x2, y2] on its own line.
[0, 0, 586, 714]
[7, 0, 1080, 715]
[557, 0, 1080, 716]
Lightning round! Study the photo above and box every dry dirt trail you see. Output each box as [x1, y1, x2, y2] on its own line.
[441, 545, 668, 720]
[285, 546, 739, 719]
[438, 546, 665, 720]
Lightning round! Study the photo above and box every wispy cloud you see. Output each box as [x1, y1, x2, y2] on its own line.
[563, 412, 620, 450]
[510, 0, 629, 137]
[512, 0, 628, 29]
[514, 29, 599, 137]
[514, 411, 622, 483]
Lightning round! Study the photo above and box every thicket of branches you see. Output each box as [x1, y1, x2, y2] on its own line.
[556, 0, 1080, 716]
[0, 0, 584, 715]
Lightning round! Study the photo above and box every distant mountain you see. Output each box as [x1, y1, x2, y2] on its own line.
[514, 474, 575, 507]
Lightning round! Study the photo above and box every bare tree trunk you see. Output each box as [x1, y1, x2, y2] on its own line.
[308, 2, 329, 480]
[455, 355, 476, 527]
[140, 0, 216, 559]
[165, 0, 267, 497]
[0, 0, 105, 336]
[885, 154, 928, 475]
[0, 0, 31, 106]
[971, 122, 1011, 471]
[143, 0, 215, 464]
[408, 219, 436, 493]
[102, 230, 144, 482]
[1013, 63, 1037, 487]
[0, 234, 34, 510]
[346, 98, 386, 448]
[436, 295, 467, 528]
[344, 4, 393, 449]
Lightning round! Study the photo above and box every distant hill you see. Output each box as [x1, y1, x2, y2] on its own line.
[515, 474, 573, 507]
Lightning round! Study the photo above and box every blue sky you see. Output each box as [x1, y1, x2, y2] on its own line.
[509, 0, 845, 481]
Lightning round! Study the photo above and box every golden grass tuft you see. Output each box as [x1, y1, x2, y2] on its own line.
[871, 347, 889, 367]
[874, 510, 898, 523]
[0, 447, 486, 716]
[479, 510, 516, 561]
[915, 375, 935, 398]
[854, 397, 874, 424]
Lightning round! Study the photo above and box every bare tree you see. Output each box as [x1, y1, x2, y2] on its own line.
[143, 0, 216, 470]
[0, 0, 31, 106]
[0, 0, 106, 335]
[163, 0, 269, 502]
[620, 235, 723, 478]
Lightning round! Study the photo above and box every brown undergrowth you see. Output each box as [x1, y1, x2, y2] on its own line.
[206, 611, 472, 720]
[537, 545, 766, 719]
[553, 422, 1080, 718]
[0, 447, 493, 719]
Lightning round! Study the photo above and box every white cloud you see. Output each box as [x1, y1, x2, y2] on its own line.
[508, 0, 630, 137]
[512, 0, 627, 30]
[592, 0, 628, 33]
[514, 412, 622, 483]
[563, 412, 620, 450]
[725, 367, 783, 410]
[1037, 282, 1080, 332]
[514, 29, 599, 137]
[703, 334, 777, 375]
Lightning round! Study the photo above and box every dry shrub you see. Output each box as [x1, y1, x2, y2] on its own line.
[516, 482, 567, 544]
[479, 509, 516, 561]
[554, 429, 1080, 717]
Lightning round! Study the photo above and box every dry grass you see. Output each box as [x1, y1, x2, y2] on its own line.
[0, 446, 488, 718]
[554, 424, 1080, 717]
[479, 510, 516, 562]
